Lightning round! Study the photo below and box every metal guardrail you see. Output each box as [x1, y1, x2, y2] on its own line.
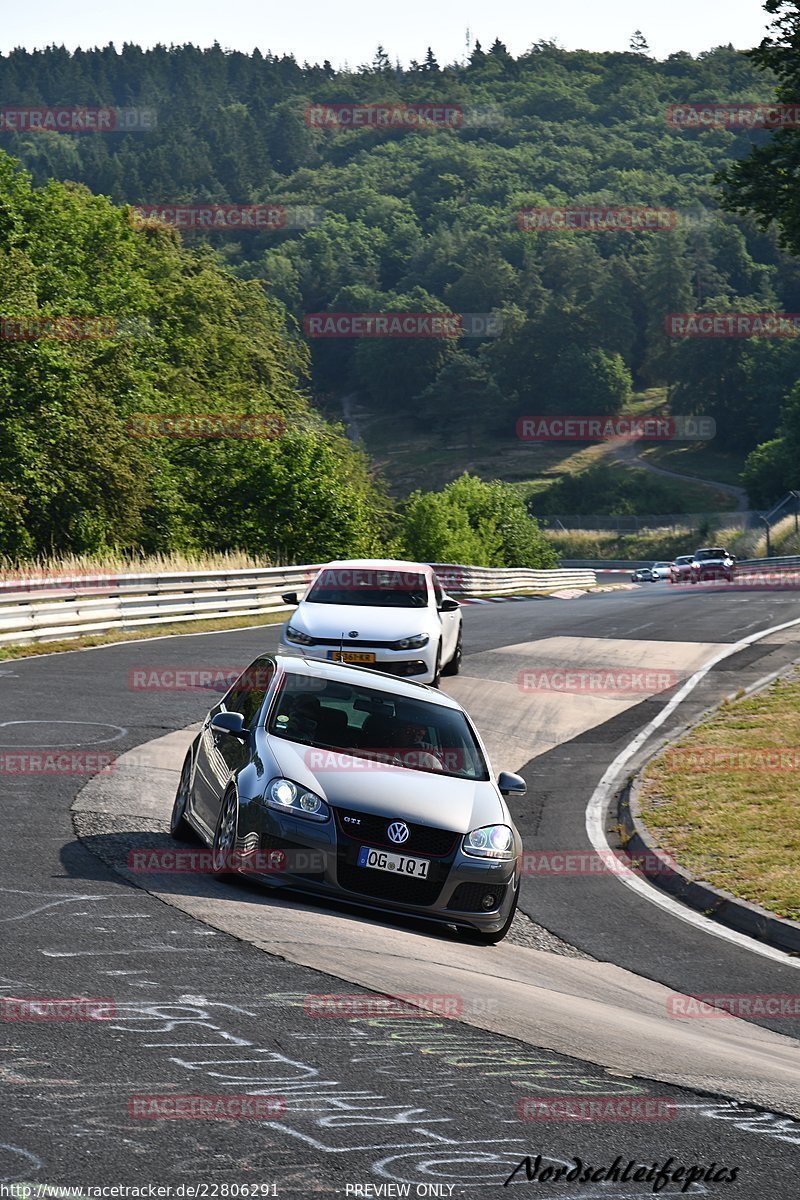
[0, 562, 597, 646]
[739, 555, 800, 570]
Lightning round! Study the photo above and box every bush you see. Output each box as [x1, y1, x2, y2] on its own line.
[400, 473, 557, 568]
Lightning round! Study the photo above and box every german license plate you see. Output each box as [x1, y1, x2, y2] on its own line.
[357, 846, 430, 879]
[327, 650, 376, 664]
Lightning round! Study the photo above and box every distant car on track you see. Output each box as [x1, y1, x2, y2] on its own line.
[279, 559, 462, 686]
[631, 562, 670, 582]
[170, 653, 525, 943]
[670, 555, 694, 583]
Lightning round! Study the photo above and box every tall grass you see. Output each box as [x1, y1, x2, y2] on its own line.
[0, 549, 274, 580]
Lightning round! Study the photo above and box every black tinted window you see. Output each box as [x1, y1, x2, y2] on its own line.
[306, 568, 428, 608]
[268, 674, 488, 780]
[223, 658, 275, 726]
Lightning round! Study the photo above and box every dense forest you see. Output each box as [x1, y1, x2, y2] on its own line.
[2, 19, 800, 560]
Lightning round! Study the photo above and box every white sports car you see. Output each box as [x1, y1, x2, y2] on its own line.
[279, 559, 463, 686]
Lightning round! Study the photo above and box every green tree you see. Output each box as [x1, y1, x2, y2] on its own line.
[720, 1, 800, 252]
[400, 473, 557, 567]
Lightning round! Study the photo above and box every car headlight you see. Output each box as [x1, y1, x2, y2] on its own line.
[391, 633, 430, 650]
[285, 625, 315, 646]
[264, 777, 330, 821]
[462, 824, 514, 859]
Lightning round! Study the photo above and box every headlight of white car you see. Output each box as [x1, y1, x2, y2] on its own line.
[264, 777, 330, 821]
[462, 824, 514, 859]
[391, 633, 430, 650]
[285, 626, 315, 646]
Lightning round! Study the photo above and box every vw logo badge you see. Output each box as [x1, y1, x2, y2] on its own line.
[387, 821, 410, 845]
[348, 631, 359, 638]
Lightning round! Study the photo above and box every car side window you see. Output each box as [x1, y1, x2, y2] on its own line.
[222, 658, 275, 727]
[432, 575, 444, 607]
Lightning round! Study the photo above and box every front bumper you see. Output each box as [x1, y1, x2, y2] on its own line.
[279, 636, 435, 680]
[240, 801, 519, 933]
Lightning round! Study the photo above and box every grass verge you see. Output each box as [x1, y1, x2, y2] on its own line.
[638, 673, 800, 922]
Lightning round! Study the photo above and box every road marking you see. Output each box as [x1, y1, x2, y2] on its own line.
[585, 614, 800, 968]
[0, 720, 127, 747]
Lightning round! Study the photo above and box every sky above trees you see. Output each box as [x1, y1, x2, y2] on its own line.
[0, 0, 772, 67]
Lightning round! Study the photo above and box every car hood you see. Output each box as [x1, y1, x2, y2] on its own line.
[265, 735, 504, 833]
[289, 603, 431, 641]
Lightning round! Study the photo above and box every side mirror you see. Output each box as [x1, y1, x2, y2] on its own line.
[439, 597, 460, 612]
[211, 711, 248, 740]
[498, 771, 526, 797]
[281, 591, 299, 605]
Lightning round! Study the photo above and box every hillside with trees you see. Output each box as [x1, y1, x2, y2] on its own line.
[0, 152, 389, 561]
[3, 16, 800, 562]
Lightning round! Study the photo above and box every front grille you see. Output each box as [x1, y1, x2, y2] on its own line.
[366, 660, 428, 676]
[336, 862, 443, 906]
[448, 881, 505, 912]
[334, 807, 458, 857]
[314, 637, 402, 649]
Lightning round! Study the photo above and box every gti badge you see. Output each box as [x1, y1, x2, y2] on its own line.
[387, 821, 410, 845]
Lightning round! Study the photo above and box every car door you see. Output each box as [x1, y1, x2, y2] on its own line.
[432, 573, 459, 662]
[192, 658, 275, 834]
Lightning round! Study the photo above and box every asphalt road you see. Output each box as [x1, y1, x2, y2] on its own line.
[2, 585, 800, 1195]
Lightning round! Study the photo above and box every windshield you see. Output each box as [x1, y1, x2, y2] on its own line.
[306, 567, 428, 608]
[268, 674, 489, 781]
[695, 549, 727, 560]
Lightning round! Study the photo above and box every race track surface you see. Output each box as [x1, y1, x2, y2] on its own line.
[2, 582, 800, 1194]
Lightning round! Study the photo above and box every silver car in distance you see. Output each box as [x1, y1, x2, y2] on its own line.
[170, 653, 525, 943]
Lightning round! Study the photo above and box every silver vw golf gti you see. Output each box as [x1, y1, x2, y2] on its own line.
[170, 653, 525, 943]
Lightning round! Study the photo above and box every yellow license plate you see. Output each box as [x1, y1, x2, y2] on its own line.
[327, 650, 376, 664]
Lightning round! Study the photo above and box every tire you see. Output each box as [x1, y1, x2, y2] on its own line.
[211, 787, 239, 877]
[170, 750, 195, 841]
[457, 880, 520, 946]
[441, 627, 462, 676]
